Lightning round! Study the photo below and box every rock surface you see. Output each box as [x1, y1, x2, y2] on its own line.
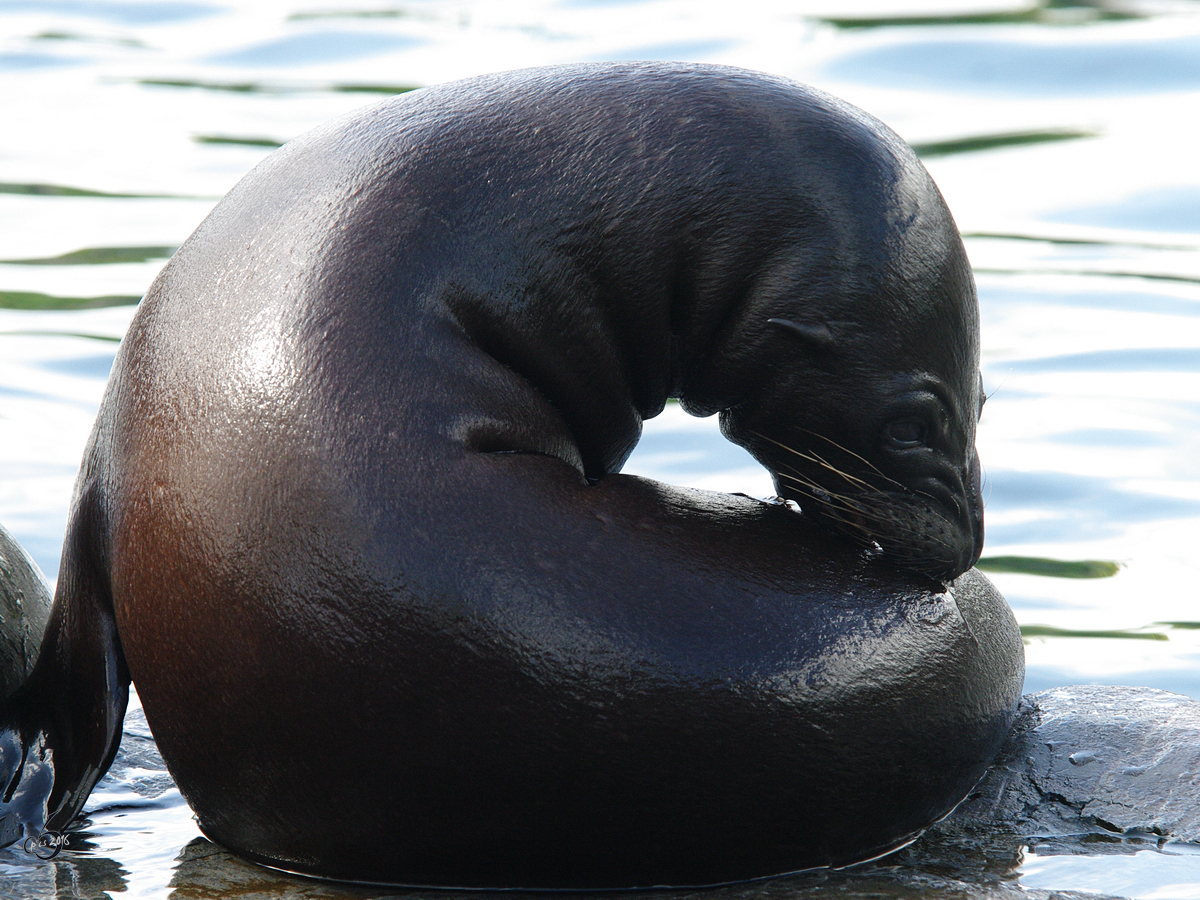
[939, 684, 1200, 843]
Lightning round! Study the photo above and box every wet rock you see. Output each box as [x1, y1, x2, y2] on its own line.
[935, 685, 1200, 843]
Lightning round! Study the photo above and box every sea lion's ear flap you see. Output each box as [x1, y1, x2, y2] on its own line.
[768, 318, 834, 351]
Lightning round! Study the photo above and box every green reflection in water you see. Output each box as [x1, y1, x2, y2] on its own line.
[912, 129, 1098, 158]
[0, 182, 209, 200]
[137, 78, 419, 95]
[34, 31, 150, 48]
[977, 556, 1121, 578]
[332, 83, 422, 94]
[0, 291, 139, 310]
[0, 330, 121, 343]
[194, 135, 284, 148]
[288, 8, 427, 20]
[820, 0, 1141, 29]
[0, 246, 176, 265]
[1020, 624, 1167, 641]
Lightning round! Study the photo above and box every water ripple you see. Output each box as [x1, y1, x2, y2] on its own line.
[0, 52, 86, 70]
[1052, 187, 1200, 234]
[1006, 348, 1200, 373]
[0, 1, 221, 25]
[827, 32, 1200, 96]
[205, 31, 426, 68]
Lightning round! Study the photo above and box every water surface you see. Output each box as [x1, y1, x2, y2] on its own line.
[2, 1, 1200, 897]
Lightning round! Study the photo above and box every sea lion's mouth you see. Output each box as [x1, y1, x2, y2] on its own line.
[771, 460, 981, 580]
[805, 485, 979, 581]
[749, 429, 982, 579]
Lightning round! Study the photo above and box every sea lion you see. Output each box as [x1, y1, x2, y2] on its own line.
[0, 62, 1022, 888]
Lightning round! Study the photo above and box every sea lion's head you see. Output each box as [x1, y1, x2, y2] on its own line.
[709, 133, 984, 582]
[734, 337, 985, 583]
[722, 302, 983, 582]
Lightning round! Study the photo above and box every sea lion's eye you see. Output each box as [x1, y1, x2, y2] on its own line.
[885, 421, 927, 448]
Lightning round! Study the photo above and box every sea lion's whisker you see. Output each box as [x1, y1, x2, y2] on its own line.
[750, 430, 909, 494]
[774, 471, 898, 536]
[793, 450, 879, 492]
[799, 503, 876, 537]
[775, 446, 870, 488]
[770, 446, 880, 495]
[775, 467, 888, 515]
[789, 428, 900, 484]
[775, 470, 865, 506]
[774, 445, 948, 513]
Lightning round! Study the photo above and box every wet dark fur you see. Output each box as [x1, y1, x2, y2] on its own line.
[0, 63, 1019, 888]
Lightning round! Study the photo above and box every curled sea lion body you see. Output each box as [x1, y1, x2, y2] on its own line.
[0, 63, 1023, 887]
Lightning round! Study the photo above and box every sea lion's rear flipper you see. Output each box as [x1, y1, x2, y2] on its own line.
[0, 488, 129, 848]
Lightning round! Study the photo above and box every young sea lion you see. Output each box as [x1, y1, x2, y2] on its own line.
[0, 62, 1021, 887]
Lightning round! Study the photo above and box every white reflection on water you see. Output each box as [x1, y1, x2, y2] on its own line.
[3, 0, 1200, 898]
[1022, 845, 1200, 900]
[826, 24, 1200, 97]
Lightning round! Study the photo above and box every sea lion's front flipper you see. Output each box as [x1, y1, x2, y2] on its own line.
[0, 488, 129, 848]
